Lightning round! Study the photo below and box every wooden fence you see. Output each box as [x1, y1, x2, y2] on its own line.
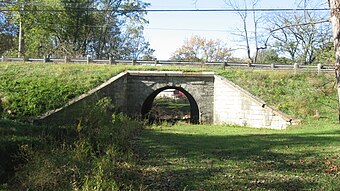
[0, 55, 335, 74]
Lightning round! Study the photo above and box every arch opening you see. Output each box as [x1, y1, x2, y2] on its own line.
[141, 86, 199, 124]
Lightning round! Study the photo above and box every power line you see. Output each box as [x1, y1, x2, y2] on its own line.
[146, 27, 230, 32]
[145, 27, 249, 33]
[140, 8, 330, 12]
[0, 8, 330, 13]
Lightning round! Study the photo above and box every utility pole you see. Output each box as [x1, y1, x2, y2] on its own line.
[329, 0, 340, 122]
[18, 20, 23, 58]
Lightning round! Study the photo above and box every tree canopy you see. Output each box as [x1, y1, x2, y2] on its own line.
[268, 11, 332, 64]
[0, 0, 154, 59]
[170, 35, 231, 62]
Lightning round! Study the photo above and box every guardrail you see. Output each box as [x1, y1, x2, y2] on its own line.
[0, 55, 335, 74]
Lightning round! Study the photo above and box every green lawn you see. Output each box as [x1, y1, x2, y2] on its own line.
[136, 121, 340, 190]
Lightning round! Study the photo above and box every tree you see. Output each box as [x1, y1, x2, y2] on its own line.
[256, 49, 292, 64]
[82, 0, 153, 59]
[118, 24, 155, 60]
[329, 0, 340, 122]
[0, 10, 16, 55]
[1, 0, 153, 59]
[255, 49, 277, 63]
[268, 1, 332, 64]
[170, 35, 231, 62]
[314, 42, 336, 65]
[225, 0, 264, 63]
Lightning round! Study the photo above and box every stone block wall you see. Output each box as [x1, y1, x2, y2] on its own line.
[213, 75, 292, 129]
[37, 72, 128, 126]
[126, 71, 215, 123]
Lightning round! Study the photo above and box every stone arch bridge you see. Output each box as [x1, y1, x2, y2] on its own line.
[38, 71, 296, 129]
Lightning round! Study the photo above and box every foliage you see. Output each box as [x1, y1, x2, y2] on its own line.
[118, 24, 155, 60]
[1, 0, 154, 59]
[256, 49, 293, 64]
[224, 0, 332, 64]
[314, 42, 336, 65]
[170, 35, 231, 62]
[0, 119, 42, 186]
[0, 11, 16, 56]
[150, 96, 190, 122]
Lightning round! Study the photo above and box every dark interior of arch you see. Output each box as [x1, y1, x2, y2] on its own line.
[141, 86, 199, 124]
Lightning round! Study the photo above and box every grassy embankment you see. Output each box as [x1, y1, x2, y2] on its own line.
[0, 62, 339, 190]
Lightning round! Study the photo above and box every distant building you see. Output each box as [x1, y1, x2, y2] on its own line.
[174, 89, 185, 98]
[157, 89, 185, 99]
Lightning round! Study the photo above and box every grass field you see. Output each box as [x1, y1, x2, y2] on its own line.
[2, 118, 339, 190]
[136, 121, 340, 190]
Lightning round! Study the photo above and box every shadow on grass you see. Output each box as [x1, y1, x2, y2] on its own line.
[0, 119, 75, 186]
[137, 128, 340, 190]
[0, 120, 41, 184]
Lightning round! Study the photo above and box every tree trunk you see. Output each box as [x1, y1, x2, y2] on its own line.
[329, 0, 340, 122]
[242, 18, 253, 63]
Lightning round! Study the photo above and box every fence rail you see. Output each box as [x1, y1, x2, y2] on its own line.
[0, 55, 335, 73]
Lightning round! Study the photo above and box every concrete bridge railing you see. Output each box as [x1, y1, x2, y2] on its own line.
[0, 56, 332, 74]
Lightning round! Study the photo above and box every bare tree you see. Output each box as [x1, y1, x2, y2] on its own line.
[267, 1, 332, 64]
[251, 1, 264, 63]
[225, 0, 263, 63]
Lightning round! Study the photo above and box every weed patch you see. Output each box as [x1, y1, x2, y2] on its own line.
[1, 98, 143, 190]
